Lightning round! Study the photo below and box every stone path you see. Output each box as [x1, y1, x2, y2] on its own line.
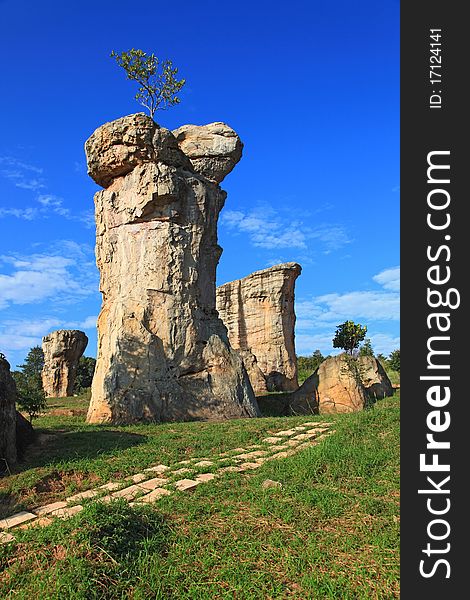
[0, 421, 335, 544]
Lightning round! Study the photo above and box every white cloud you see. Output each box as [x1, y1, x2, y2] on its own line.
[220, 206, 351, 252]
[0, 247, 98, 310]
[294, 265, 400, 357]
[0, 156, 45, 190]
[373, 266, 400, 292]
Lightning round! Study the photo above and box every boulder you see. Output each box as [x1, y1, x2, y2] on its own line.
[357, 356, 394, 401]
[0, 355, 17, 470]
[42, 330, 88, 397]
[172, 122, 243, 183]
[216, 263, 301, 393]
[85, 113, 259, 424]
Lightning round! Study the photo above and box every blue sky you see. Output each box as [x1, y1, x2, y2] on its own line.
[0, 0, 399, 369]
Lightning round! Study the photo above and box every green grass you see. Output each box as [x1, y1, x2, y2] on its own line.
[0, 393, 400, 598]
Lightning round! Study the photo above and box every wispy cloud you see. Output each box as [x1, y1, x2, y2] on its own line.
[0, 156, 45, 190]
[220, 205, 351, 252]
[295, 266, 400, 356]
[0, 244, 98, 310]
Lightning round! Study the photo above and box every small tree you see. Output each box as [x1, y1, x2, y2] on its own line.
[13, 346, 46, 423]
[111, 49, 185, 118]
[73, 356, 96, 394]
[359, 338, 374, 357]
[332, 321, 367, 355]
[388, 349, 400, 372]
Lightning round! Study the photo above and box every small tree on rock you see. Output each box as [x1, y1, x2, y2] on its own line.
[359, 338, 374, 357]
[111, 49, 185, 118]
[332, 321, 367, 355]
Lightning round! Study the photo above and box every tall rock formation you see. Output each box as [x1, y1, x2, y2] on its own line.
[0, 355, 17, 469]
[42, 330, 88, 397]
[216, 263, 301, 394]
[85, 113, 259, 424]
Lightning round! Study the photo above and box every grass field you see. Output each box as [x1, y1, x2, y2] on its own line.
[1, 392, 400, 599]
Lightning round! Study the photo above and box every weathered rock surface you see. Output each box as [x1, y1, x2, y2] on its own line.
[357, 356, 394, 401]
[0, 355, 17, 469]
[286, 355, 393, 415]
[172, 123, 243, 183]
[216, 263, 301, 394]
[85, 113, 259, 424]
[42, 330, 88, 397]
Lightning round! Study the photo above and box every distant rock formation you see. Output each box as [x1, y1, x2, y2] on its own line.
[0, 355, 17, 469]
[216, 263, 301, 394]
[288, 354, 393, 415]
[42, 330, 88, 397]
[85, 113, 259, 424]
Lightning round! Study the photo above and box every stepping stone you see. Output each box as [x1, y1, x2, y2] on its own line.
[239, 462, 262, 470]
[274, 444, 290, 450]
[194, 460, 214, 467]
[218, 465, 243, 473]
[246, 444, 263, 449]
[144, 464, 170, 473]
[292, 433, 317, 441]
[35, 501, 68, 517]
[18, 517, 53, 530]
[233, 450, 267, 460]
[292, 426, 307, 431]
[262, 479, 282, 489]
[174, 479, 200, 492]
[139, 477, 168, 491]
[99, 482, 121, 492]
[301, 422, 321, 427]
[275, 429, 297, 437]
[67, 489, 101, 503]
[305, 428, 325, 434]
[296, 441, 318, 450]
[262, 437, 283, 444]
[130, 473, 148, 483]
[195, 473, 216, 483]
[137, 488, 172, 503]
[0, 532, 15, 544]
[230, 448, 247, 453]
[177, 460, 192, 465]
[0, 511, 37, 530]
[112, 484, 146, 500]
[266, 451, 292, 461]
[285, 439, 301, 447]
[173, 467, 192, 475]
[51, 505, 83, 519]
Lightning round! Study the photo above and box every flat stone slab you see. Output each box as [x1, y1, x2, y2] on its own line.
[292, 426, 307, 431]
[144, 464, 170, 473]
[139, 477, 168, 491]
[218, 466, 243, 473]
[35, 501, 68, 517]
[112, 484, 146, 500]
[130, 473, 148, 483]
[266, 451, 292, 461]
[194, 460, 214, 467]
[177, 460, 192, 465]
[138, 488, 172, 503]
[285, 439, 301, 447]
[275, 429, 297, 437]
[233, 450, 268, 460]
[292, 433, 317, 441]
[50, 505, 83, 519]
[195, 473, 216, 483]
[173, 467, 192, 475]
[0, 532, 15, 544]
[98, 482, 122, 491]
[239, 462, 262, 470]
[19, 517, 53, 530]
[262, 437, 283, 444]
[66, 489, 101, 503]
[0, 511, 37, 530]
[174, 479, 200, 492]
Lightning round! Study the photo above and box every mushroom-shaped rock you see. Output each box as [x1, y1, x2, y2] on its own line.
[84, 114, 258, 424]
[172, 122, 243, 183]
[42, 330, 88, 398]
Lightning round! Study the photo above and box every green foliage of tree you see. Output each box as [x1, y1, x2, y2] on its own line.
[388, 349, 400, 373]
[297, 350, 328, 384]
[13, 346, 46, 423]
[332, 321, 367, 355]
[111, 49, 185, 118]
[359, 338, 374, 357]
[74, 356, 96, 394]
